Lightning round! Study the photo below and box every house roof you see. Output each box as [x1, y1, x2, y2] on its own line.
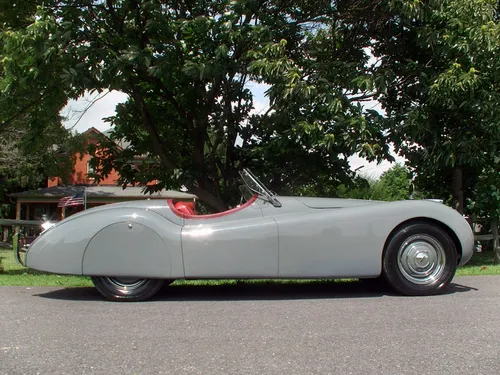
[102, 129, 132, 149]
[82, 127, 130, 151]
[10, 185, 197, 200]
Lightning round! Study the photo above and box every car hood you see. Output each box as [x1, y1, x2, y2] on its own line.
[292, 196, 382, 209]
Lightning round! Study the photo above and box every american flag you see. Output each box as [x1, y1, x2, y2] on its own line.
[58, 190, 85, 207]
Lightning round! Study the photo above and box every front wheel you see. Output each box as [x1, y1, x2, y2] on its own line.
[91, 276, 164, 302]
[382, 222, 457, 296]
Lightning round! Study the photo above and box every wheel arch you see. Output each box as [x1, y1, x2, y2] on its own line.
[82, 221, 172, 278]
[383, 217, 463, 264]
[80, 208, 184, 279]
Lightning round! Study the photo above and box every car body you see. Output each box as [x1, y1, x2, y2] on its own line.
[21, 169, 474, 301]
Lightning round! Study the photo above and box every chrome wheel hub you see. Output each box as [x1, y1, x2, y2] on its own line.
[104, 277, 148, 294]
[397, 234, 446, 285]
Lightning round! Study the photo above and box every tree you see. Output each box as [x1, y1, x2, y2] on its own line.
[467, 160, 500, 263]
[1, 0, 393, 211]
[369, 164, 414, 201]
[0, 0, 84, 205]
[334, 164, 419, 201]
[371, 0, 500, 214]
[0, 120, 83, 222]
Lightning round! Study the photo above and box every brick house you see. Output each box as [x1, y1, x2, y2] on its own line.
[10, 127, 195, 223]
[47, 127, 121, 188]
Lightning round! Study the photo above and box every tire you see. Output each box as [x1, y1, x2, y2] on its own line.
[91, 276, 165, 302]
[358, 275, 390, 292]
[162, 279, 176, 290]
[382, 222, 457, 296]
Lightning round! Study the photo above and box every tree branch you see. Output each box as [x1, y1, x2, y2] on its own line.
[349, 92, 377, 101]
[129, 82, 175, 170]
[105, 0, 124, 34]
[0, 94, 45, 128]
[65, 91, 110, 130]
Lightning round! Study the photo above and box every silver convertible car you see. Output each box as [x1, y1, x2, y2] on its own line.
[20, 169, 474, 301]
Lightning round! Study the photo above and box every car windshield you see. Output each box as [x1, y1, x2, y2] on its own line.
[239, 169, 281, 207]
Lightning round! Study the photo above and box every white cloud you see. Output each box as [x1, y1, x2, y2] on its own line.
[246, 81, 270, 99]
[247, 81, 270, 115]
[349, 143, 406, 180]
[251, 98, 269, 115]
[62, 90, 128, 133]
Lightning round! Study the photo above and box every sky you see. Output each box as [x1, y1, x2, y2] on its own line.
[61, 84, 402, 179]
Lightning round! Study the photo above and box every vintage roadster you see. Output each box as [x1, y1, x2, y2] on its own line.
[19, 169, 474, 301]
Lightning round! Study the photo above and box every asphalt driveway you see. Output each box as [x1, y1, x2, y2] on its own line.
[1, 276, 499, 375]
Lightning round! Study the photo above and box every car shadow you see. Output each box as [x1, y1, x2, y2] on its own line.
[34, 280, 477, 302]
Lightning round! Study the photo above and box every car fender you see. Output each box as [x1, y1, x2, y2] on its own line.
[375, 200, 474, 266]
[81, 208, 182, 278]
[26, 207, 183, 278]
[271, 198, 474, 278]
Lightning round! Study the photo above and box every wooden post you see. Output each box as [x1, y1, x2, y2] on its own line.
[492, 219, 499, 264]
[15, 200, 21, 220]
[15, 200, 21, 234]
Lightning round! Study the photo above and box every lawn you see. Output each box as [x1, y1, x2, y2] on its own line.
[455, 250, 500, 276]
[0, 248, 498, 287]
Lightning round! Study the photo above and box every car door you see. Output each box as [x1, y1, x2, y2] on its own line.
[272, 206, 381, 278]
[181, 199, 279, 278]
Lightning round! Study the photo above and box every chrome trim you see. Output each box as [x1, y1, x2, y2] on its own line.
[103, 277, 149, 294]
[397, 234, 446, 285]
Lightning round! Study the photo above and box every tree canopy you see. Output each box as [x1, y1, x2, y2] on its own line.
[1, 0, 394, 210]
[373, 0, 500, 214]
[0, 1, 83, 217]
[1, 0, 499, 223]
[329, 164, 418, 202]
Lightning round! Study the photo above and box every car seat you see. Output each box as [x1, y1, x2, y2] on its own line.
[174, 201, 196, 216]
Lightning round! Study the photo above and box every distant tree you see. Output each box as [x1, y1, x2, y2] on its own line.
[467, 160, 500, 263]
[334, 176, 374, 200]
[0, 124, 83, 221]
[467, 163, 500, 223]
[296, 173, 373, 199]
[299, 164, 417, 202]
[369, 164, 413, 201]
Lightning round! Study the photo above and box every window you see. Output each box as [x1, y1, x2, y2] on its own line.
[87, 162, 95, 179]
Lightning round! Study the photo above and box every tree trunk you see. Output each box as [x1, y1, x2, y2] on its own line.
[451, 166, 464, 214]
[188, 185, 227, 212]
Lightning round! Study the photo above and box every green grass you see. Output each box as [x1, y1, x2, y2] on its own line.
[456, 250, 500, 276]
[0, 248, 499, 287]
[0, 273, 93, 287]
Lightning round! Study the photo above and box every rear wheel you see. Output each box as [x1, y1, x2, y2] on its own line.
[383, 222, 457, 296]
[91, 276, 164, 302]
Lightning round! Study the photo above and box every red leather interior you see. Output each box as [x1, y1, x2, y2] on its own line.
[174, 201, 196, 215]
[168, 195, 258, 219]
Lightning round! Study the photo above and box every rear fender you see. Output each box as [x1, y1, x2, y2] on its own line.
[25, 207, 182, 277]
[82, 208, 183, 278]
